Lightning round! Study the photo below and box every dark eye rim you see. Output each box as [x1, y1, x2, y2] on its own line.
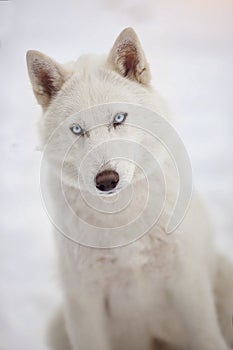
[70, 124, 85, 136]
[113, 112, 128, 127]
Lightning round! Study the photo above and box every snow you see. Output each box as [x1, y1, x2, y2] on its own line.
[0, 0, 233, 349]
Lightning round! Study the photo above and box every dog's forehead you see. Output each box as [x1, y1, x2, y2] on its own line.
[64, 54, 146, 104]
[68, 103, 126, 126]
[46, 53, 156, 128]
[56, 77, 140, 124]
[70, 74, 133, 103]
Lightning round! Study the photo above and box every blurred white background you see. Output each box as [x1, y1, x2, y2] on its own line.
[0, 0, 233, 349]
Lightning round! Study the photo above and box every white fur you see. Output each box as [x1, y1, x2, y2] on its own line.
[27, 28, 233, 350]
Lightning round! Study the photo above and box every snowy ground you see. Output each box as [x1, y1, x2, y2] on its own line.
[0, 0, 233, 349]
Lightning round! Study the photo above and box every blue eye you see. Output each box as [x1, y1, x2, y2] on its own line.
[113, 112, 127, 126]
[70, 124, 84, 135]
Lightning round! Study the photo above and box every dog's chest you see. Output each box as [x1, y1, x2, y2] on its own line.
[58, 229, 182, 349]
[61, 228, 178, 292]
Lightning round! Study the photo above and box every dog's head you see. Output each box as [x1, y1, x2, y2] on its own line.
[27, 28, 164, 196]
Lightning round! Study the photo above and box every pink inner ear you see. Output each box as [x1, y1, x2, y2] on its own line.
[39, 70, 56, 98]
[32, 60, 60, 99]
[119, 42, 139, 78]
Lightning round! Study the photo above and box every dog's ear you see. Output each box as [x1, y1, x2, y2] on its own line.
[26, 50, 70, 110]
[107, 27, 151, 85]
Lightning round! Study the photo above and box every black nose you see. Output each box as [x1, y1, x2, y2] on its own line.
[95, 170, 119, 192]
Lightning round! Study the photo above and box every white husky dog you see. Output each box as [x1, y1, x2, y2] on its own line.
[27, 28, 233, 350]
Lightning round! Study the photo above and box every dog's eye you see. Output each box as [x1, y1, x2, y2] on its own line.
[113, 112, 127, 126]
[70, 123, 84, 135]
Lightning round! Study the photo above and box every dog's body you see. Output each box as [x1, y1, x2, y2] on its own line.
[27, 28, 233, 350]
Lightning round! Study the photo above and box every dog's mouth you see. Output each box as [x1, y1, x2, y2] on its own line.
[96, 185, 122, 197]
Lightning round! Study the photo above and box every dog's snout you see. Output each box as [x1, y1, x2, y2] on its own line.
[95, 170, 119, 192]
